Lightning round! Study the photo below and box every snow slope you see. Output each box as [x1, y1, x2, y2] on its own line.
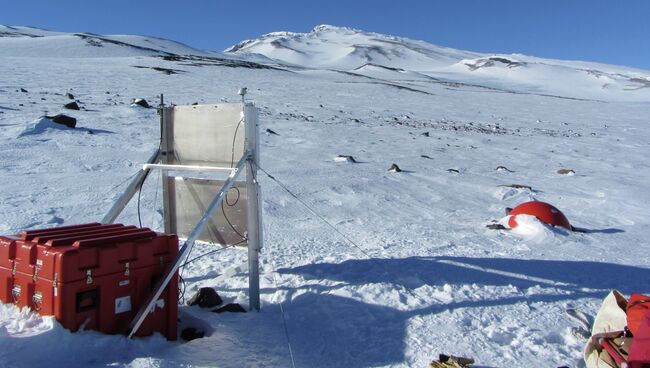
[1, 25, 650, 368]
[0, 25, 212, 57]
[225, 24, 650, 102]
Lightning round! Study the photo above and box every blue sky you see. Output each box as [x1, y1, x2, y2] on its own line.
[2, 0, 649, 70]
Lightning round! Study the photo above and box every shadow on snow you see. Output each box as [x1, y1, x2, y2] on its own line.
[271, 256, 650, 367]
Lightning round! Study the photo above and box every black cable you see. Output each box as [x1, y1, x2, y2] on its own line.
[108, 170, 140, 194]
[258, 166, 373, 259]
[230, 117, 244, 168]
[177, 240, 244, 304]
[178, 273, 186, 303]
[221, 187, 246, 240]
[150, 172, 160, 227]
[137, 107, 163, 228]
[137, 169, 151, 228]
[226, 186, 240, 206]
[176, 113, 245, 295]
[180, 240, 246, 269]
[219, 117, 247, 241]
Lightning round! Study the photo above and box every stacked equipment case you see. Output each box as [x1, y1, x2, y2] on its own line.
[0, 223, 178, 340]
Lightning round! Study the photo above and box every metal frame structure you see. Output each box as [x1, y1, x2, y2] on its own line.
[101, 99, 262, 339]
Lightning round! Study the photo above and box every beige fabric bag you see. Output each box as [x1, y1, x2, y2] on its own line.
[584, 290, 628, 368]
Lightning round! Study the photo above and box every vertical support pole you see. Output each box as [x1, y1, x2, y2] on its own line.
[245, 103, 262, 311]
[160, 106, 177, 235]
[128, 155, 250, 339]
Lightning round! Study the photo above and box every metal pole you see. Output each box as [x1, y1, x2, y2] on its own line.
[128, 152, 251, 339]
[101, 149, 160, 224]
[142, 163, 238, 173]
[245, 104, 262, 311]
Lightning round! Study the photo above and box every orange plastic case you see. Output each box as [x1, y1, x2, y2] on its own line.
[0, 223, 178, 340]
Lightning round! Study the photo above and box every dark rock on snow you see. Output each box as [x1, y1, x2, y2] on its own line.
[486, 223, 508, 230]
[46, 114, 77, 128]
[131, 98, 150, 108]
[66, 93, 75, 100]
[498, 184, 533, 190]
[495, 166, 515, 172]
[265, 128, 279, 135]
[335, 155, 358, 163]
[388, 163, 402, 172]
[557, 168, 575, 175]
[63, 101, 80, 110]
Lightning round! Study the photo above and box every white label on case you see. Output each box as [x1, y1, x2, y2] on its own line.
[115, 296, 131, 314]
[119, 280, 130, 286]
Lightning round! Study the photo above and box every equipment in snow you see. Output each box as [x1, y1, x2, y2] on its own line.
[508, 201, 572, 230]
[628, 308, 650, 367]
[180, 327, 205, 341]
[213, 303, 247, 313]
[626, 293, 650, 335]
[187, 287, 223, 308]
[430, 354, 475, 368]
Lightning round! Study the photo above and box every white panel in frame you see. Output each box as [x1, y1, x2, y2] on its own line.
[162, 103, 252, 246]
[172, 177, 248, 246]
[170, 104, 245, 166]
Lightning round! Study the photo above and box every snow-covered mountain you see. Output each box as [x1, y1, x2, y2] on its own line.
[1, 24, 650, 368]
[225, 24, 650, 101]
[226, 24, 480, 70]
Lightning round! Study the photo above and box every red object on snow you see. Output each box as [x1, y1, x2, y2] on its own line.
[627, 293, 650, 335]
[628, 309, 650, 368]
[0, 223, 178, 340]
[508, 201, 572, 230]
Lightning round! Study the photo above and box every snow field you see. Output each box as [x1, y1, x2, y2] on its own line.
[1, 25, 650, 367]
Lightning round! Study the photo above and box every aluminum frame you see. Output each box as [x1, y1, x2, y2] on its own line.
[101, 101, 263, 339]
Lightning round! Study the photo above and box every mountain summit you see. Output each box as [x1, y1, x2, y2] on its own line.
[225, 24, 479, 71]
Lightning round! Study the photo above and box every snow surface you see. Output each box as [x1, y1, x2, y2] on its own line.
[1, 25, 650, 368]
